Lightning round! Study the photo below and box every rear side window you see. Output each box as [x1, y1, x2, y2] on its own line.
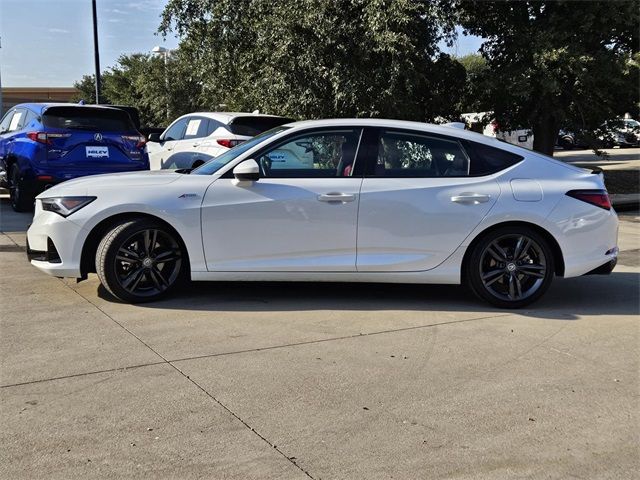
[183, 117, 210, 139]
[465, 141, 524, 176]
[42, 107, 135, 132]
[8, 109, 27, 131]
[228, 116, 294, 136]
[372, 130, 470, 178]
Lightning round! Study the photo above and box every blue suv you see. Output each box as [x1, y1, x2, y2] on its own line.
[0, 103, 149, 211]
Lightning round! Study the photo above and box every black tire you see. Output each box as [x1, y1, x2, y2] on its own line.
[559, 137, 574, 150]
[96, 218, 186, 303]
[465, 226, 555, 309]
[9, 166, 34, 212]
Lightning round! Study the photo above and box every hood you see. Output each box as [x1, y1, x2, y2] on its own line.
[37, 170, 182, 198]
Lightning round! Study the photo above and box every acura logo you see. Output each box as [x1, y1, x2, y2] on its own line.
[94, 133, 103, 142]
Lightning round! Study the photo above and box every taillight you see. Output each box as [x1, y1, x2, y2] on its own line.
[122, 134, 146, 149]
[27, 132, 71, 145]
[216, 139, 243, 148]
[27, 132, 49, 144]
[566, 189, 611, 210]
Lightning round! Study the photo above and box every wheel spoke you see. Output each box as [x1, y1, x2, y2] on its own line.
[154, 249, 180, 263]
[508, 274, 516, 299]
[148, 268, 163, 290]
[121, 267, 144, 290]
[514, 274, 523, 297]
[514, 237, 531, 260]
[487, 243, 508, 262]
[151, 267, 169, 288]
[118, 247, 142, 260]
[116, 255, 139, 264]
[519, 264, 545, 278]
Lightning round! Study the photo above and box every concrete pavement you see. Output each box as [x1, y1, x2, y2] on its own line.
[1, 198, 638, 479]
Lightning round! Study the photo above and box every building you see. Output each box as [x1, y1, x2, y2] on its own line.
[1, 87, 79, 115]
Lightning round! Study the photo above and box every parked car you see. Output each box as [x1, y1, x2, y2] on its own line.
[598, 118, 640, 148]
[146, 112, 294, 170]
[461, 112, 534, 150]
[26, 118, 618, 308]
[0, 103, 149, 211]
[103, 105, 165, 140]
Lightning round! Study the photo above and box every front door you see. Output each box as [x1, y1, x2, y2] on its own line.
[201, 128, 364, 271]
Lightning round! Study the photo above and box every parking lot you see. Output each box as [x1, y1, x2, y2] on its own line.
[1, 189, 638, 479]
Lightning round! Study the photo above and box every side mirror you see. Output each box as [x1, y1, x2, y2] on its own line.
[147, 133, 161, 142]
[232, 159, 260, 183]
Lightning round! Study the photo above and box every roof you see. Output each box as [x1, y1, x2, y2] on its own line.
[175, 111, 293, 123]
[282, 118, 508, 147]
[12, 103, 127, 115]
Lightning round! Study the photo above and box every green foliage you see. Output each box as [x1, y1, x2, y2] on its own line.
[73, 52, 204, 127]
[159, 0, 463, 121]
[453, 0, 640, 154]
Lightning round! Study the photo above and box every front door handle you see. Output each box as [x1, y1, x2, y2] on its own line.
[451, 193, 491, 204]
[192, 142, 201, 147]
[318, 192, 356, 203]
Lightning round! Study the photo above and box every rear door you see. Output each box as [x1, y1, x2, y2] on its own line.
[356, 128, 501, 272]
[41, 106, 144, 171]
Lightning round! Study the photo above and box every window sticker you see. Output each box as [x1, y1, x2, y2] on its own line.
[185, 119, 201, 136]
[9, 112, 23, 131]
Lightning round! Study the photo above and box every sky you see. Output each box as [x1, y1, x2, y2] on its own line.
[0, 0, 483, 88]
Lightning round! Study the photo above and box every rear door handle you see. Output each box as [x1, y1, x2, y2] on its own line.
[451, 193, 491, 204]
[192, 142, 201, 147]
[318, 192, 356, 203]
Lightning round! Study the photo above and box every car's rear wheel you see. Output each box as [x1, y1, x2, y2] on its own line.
[9, 166, 34, 212]
[465, 226, 555, 308]
[96, 219, 185, 303]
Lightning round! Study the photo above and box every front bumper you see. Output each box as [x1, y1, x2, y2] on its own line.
[26, 203, 87, 278]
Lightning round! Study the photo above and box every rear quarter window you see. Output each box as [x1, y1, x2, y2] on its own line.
[42, 107, 135, 132]
[228, 116, 295, 136]
[465, 141, 524, 176]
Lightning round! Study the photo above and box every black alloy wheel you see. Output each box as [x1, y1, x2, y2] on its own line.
[466, 226, 555, 308]
[96, 219, 185, 303]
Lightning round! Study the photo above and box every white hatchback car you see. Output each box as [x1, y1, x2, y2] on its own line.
[146, 112, 293, 170]
[27, 119, 618, 308]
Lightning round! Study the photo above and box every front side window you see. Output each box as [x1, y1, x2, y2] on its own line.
[162, 118, 188, 141]
[373, 131, 470, 178]
[256, 129, 362, 178]
[192, 126, 290, 175]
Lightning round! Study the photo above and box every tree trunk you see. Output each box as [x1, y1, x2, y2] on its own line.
[532, 117, 559, 156]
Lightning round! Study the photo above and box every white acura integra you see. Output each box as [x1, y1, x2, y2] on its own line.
[26, 119, 618, 308]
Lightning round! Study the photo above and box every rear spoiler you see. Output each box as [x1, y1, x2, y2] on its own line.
[590, 166, 605, 182]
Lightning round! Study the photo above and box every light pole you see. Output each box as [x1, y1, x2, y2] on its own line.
[151, 46, 171, 122]
[0, 36, 3, 117]
[92, 0, 101, 104]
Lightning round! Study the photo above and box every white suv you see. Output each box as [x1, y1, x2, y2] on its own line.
[146, 112, 293, 170]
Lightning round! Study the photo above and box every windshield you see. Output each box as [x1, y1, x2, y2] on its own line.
[191, 126, 290, 175]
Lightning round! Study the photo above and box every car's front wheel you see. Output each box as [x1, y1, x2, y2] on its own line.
[465, 226, 555, 308]
[96, 219, 185, 303]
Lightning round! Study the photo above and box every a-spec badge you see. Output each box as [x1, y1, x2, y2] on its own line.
[178, 193, 198, 199]
[94, 133, 103, 142]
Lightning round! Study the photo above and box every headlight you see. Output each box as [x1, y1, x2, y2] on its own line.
[40, 196, 96, 217]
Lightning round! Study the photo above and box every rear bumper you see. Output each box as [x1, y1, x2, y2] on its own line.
[584, 256, 617, 275]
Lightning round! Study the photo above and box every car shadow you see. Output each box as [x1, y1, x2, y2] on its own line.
[98, 271, 640, 321]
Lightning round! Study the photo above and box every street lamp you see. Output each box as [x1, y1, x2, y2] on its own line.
[151, 46, 171, 122]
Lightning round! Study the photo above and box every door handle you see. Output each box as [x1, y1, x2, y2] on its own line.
[451, 193, 491, 204]
[192, 142, 201, 147]
[317, 192, 356, 203]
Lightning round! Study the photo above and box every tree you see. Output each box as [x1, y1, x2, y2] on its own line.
[73, 52, 204, 127]
[159, 0, 462, 122]
[453, 0, 639, 155]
